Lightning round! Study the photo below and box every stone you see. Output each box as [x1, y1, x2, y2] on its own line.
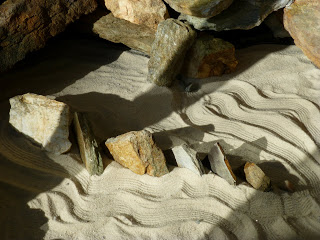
[284, 0, 320, 68]
[264, 10, 291, 38]
[172, 144, 205, 176]
[93, 13, 155, 55]
[74, 112, 104, 176]
[104, 0, 169, 30]
[0, 0, 98, 73]
[179, 0, 291, 31]
[182, 35, 238, 78]
[208, 143, 236, 185]
[163, 0, 233, 18]
[9, 93, 71, 154]
[244, 162, 271, 191]
[105, 130, 169, 177]
[147, 19, 197, 87]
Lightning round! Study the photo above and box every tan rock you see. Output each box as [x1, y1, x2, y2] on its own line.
[9, 93, 71, 154]
[182, 35, 238, 78]
[105, 130, 169, 177]
[244, 162, 271, 191]
[104, 0, 169, 30]
[284, 0, 320, 68]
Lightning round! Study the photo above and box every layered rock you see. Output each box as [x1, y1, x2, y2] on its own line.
[74, 112, 104, 176]
[244, 162, 271, 191]
[179, 0, 291, 31]
[163, 0, 233, 18]
[93, 13, 155, 55]
[0, 0, 98, 73]
[284, 0, 320, 68]
[104, 0, 169, 30]
[9, 93, 71, 154]
[105, 130, 169, 177]
[182, 35, 238, 78]
[147, 19, 197, 86]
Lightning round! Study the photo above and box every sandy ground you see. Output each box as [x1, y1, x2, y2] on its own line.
[0, 35, 320, 240]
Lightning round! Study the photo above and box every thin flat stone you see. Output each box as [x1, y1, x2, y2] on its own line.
[172, 144, 205, 176]
[244, 162, 271, 191]
[74, 112, 103, 176]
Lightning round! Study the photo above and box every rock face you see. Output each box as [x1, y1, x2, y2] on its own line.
[0, 0, 98, 73]
[74, 112, 104, 176]
[244, 162, 271, 191]
[104, 0, 169, 30]
[284, 0, 320, 68]
[172, 144, 205, 176]
[147, 19, 197, 87]
[208, 143, 236, 185]
[182, 35, 238, 78]
[105, 130, 169, 177]
[93, 13, 155, 55]
[163, 0, 233, 18]
[179, 0, 291, 31]
[9, 93, 72, 154]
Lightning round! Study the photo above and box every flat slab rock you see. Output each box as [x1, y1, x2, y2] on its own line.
[105, 130, 169, 177]
[9, 93, 72, 154]
[93, 13, 155, 55]
[163, 0, 233, 18]
[284, 0, 320, 68]
[147, 18, 196, 87]
[104, 0, 169, 30]
[179, 0, 291, 31]
[74, 112, 103, 176]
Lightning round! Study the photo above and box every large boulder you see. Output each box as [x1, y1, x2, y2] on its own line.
[284, 0, 320, 68]
[0, 0, 98, 73]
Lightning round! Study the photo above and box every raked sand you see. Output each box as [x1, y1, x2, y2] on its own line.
[0, 36, 320, 239]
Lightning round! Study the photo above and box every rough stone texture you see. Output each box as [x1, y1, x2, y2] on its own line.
[208, 143, 236, 185]
[93, 13, 155, 55]
[244, 162, 271, 191]
[163, 0, 233, 18]
[0, 0, 98, 73]
[179, 0, 291, 31]
[182, 35, 238, 78]
[105, 130, 169, 177]
[172, 144, 205, 176]
[74, 112, 103, 176]
[264, 10, 291, 38]
[147, 19, 197, 87]
[104, 0, 169, 30]
[284, 0, 320, 68]
[9, 93, 71, 154]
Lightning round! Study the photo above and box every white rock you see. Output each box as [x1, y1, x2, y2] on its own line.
[9, 93, 72, 154]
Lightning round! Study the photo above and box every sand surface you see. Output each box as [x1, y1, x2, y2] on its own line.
[0, 36, 320, 239]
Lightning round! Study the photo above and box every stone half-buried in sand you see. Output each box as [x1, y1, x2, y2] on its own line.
[182, 35, 238, 78]
[244, 162, 271, 191]
[105, 130, 169, 177]
[9, 93, 72, 154]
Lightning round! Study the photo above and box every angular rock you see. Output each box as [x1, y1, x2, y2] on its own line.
[105, 130, 169, 177]
[172, 144, 205, 176]
[163, 0, 233, 18]
[179, 0, 291, 31]
[264, 10, 291, 38]
[284, 0, 320, 68]
[104, 0, 169, 30]
[147, 19, 197, 87]
[9, 93, 71, 154]
[0, 0, 98, 73]
[244, 162, 271, 191]
[74, 112, 103, 176]
[208, 143, 236, 185]
[182, 35, 238, 78]
[93, 13, 155, 55]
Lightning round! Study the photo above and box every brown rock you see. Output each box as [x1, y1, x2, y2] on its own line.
[244, 162, 271, 191]
[93, 13, 155, 55]
[182, 35, 238, 78]
[105, 130, 169, 177]
[104, 0, 169, 30]
[284, 0, 320, 68]
[0, 0, 98, 73]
